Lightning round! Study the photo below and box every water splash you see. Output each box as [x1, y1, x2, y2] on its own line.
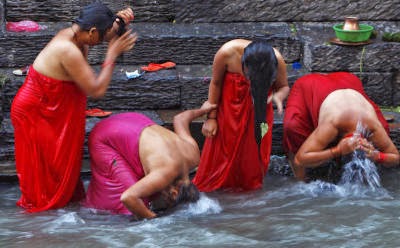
[297, 120, 387, 198]
[176, 193, 222, 216]
[339, 120, 381, 189]
[339, 150, 381, 190]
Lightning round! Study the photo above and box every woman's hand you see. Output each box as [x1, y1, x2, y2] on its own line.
[336, 136, 359, 156]
[268, 93, 284, 114]
[117, 7, 134, 24]
[106, 30, 138, 60]
[202, 119, 218, 138]
[357, 137, 378, 160]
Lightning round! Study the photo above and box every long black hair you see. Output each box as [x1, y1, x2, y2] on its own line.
[74, 1, 116, 40]
[242, 40, 278, 148]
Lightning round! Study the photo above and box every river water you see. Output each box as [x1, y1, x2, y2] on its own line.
[1, 155, 400, 248]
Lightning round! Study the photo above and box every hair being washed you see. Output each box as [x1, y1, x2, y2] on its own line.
[74, 1, 116, 39]
[241, 40, 278, 146]
[176, 182, 200, 204]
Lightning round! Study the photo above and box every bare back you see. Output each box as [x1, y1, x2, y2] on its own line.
[319, 89, 382, 136]
[298, 89, 396, 163]
[139, 125, 197, 178]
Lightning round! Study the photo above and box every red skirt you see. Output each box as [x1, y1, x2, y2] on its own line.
[11, 66, 86, 212]
[193, 72, 273, 192]
[283, 72, 389, 154]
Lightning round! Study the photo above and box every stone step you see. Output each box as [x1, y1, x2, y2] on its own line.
[0, 63, 397, 116]
[0, 64, 307, 113]
[1, 109, 400, 181]
[1, 21, 398, 71]
[4, 0, 398, 24]
[1, 21, 398, 106]
[0, 22, 301, 68]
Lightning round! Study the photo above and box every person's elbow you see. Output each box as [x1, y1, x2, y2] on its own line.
[293, 154, 304, 168]
[120, 190, 136, 207]
[88, 87, 107, 99]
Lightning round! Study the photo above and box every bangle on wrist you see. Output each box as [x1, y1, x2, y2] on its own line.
[102, 60, 115, 69]
[377, 152, 386, 163]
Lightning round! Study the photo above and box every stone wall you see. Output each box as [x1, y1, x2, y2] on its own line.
[0, 0, 399, 166]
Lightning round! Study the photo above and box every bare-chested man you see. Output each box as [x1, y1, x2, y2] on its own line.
[283, 72, 399, 181]
[84, 101, 216, 219]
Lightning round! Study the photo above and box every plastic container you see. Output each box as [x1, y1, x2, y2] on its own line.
[333, 24, 374, 42]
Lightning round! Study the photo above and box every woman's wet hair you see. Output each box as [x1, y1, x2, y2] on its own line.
[74, 1, 116, 40]
[176, 182, 200, 204]
[241, 40, 278, 146]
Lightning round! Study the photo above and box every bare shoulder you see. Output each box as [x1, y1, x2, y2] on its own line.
[39, 32, 82, 61]
[223, 39, 249, 50]
[139, 126, 180, 170]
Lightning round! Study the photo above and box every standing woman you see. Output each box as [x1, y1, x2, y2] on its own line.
[193, 39, 289, 192]
[11, 2, 137, 212]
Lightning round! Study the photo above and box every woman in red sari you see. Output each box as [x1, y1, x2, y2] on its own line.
[193, 39, 289, 192]
[11, 2, 136, 212]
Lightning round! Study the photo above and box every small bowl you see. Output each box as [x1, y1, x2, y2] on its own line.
[333, 24, 374, 42]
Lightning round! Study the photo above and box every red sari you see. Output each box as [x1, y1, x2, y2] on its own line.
[193, 72, 273, 192]
[11, 66, 86, 212]
[283, 72, 389, 154]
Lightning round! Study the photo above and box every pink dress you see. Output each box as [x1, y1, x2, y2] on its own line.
[83, 113, 155, 215]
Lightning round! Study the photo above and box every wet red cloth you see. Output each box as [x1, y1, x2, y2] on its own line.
[11, 66, 87, 212]
[193, 72, 273, 192]
[283, 72, 389, 154]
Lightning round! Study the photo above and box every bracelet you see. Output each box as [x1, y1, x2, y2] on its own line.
[102, 60, 115, 68]
[377, 152, 386, 163]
